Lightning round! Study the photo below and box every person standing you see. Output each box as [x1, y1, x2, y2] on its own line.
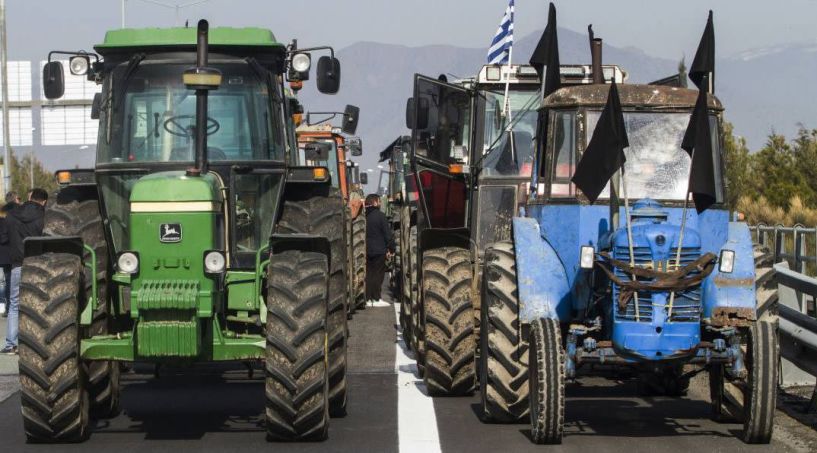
[364, 194, 394, 307]
[2, 188, 47, 354]
[0, 191, 19, 317]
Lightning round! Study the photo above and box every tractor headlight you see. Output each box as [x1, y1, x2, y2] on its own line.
[69, 56, 89, 75]
[117, 252, 139, 274]
[204, 251, 226, 274]
[291, 53, 311, 73]
[580, 246, 595, 269]
[719, 249, 735, 273]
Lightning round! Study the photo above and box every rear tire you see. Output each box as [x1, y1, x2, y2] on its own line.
[480, 242, 529, 422]
[409, 227, 424, 375]
[278, 190, 348, 417]
[529, 318, 565, 445]
[44, 196, 119, 418]
[19, 253, 90, 443]
[421, 247, 475, 396]
[264, 251, 330, 442]
[351, 213, 367, 310]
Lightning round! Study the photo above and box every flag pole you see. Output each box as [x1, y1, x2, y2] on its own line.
[619, 166, 640, 321]
[668, 72, 709, 317]
[502, 1, 515, 161]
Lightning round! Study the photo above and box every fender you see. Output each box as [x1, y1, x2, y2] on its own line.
[418, 227, 470, 254]
[270, 233, 331, 264]
[512, 217, 571, 323]
[701, 222, 757, 325]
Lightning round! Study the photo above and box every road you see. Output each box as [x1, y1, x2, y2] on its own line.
[0, 287, 814, 452]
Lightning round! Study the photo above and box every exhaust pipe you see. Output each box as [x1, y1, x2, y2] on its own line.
[590, 33, 604, 84]
[183, 19, 222, 176]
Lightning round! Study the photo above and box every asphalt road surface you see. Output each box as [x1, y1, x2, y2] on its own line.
[0, 283, 813, 452]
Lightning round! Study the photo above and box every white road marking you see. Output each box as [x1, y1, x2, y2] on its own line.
[394, 304, 441, 453]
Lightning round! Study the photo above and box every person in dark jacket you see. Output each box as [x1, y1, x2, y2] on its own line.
[0, 191, 19, 317]
[365, 194, 395, 307]
[2, 188, 47, 354]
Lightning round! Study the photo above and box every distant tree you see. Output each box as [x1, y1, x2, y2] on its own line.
[748, 134, 810, 209]
[721, 121, 752, 209]
[6, 151, 57, 196]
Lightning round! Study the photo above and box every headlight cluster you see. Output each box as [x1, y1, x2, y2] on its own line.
[117, 252, 139, 274]
[204, 251, 226, 274]
[719, 250, 735, 273]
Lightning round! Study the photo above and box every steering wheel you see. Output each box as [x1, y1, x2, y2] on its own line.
[163, 115, 220, 137]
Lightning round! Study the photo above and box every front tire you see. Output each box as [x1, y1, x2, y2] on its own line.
[480, 242, 529, 422]
[529, 318, 565, 445]
[708, 320, 777, 444]
[351, 212, 367, 310]
[264, 251, 330, 442]
[19, 253, 89, 443]
[421, 247, 475, 396]
[278, 190, 348, 417]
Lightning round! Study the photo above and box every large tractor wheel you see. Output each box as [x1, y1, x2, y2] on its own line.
[44, 195, 119, 418]
[265, 251, 330, 441]
[19, 253, 90, 443]
[278, 189, 348, 417]
[529, 318, 565, 445]
[421, 246, 476, 396]
[351, 212, 367, 310]
[480, 242, 529, 423]
[709, 321, 777, 444]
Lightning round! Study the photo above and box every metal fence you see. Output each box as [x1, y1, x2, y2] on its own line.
[774, 262, 817, 412]
[751, 224, 817, 276]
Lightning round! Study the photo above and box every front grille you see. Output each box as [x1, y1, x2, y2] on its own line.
[612, 246, 702, 323]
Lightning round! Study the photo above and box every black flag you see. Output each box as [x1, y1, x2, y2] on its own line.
[681, 75, 717, 213]
[529, 2, 561, 97]
[571, 80, 628, 203]
[688, 10, 715, 92]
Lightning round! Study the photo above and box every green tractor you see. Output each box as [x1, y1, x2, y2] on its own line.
[20, 20, 349, 442]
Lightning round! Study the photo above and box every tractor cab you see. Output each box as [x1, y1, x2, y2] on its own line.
[528, 83, 729, 359]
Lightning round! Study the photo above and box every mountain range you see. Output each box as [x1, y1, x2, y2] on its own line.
[297, 28, 817, 190]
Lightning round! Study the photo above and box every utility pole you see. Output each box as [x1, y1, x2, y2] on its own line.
[0, 0, 11, 194]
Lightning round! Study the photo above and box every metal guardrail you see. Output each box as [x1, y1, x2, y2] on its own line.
[774, 262, 817, 411]
[751, 224, 817, 275]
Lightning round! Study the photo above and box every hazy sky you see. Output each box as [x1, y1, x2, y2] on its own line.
[7, 0, 817, 60]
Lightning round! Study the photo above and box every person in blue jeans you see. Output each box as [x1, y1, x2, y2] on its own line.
[0, 192, 19, 317]
[2, 189, 46, 355]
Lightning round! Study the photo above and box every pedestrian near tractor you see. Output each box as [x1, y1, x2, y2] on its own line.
[0, 191, 20, 317]
[2, 188, 48, 355]
[365, 194, 394, 307]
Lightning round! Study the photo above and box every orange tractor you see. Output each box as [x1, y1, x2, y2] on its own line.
[296, 111, 367, 314]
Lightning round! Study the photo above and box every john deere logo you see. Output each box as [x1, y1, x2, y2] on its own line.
[160, 223, 182, 243]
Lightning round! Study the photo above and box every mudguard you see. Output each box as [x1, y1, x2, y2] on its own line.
[701, 222, 756, 323]
[512, 217, 571, 323]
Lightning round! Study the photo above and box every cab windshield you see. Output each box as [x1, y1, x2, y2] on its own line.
[299, 139, 340, 188]
[98, 61, 286, 164]
[480, 87, 538, 177]
[551, 110, 724, 202]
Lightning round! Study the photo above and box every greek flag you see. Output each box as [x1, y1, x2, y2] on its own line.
[487, 0, 514, 64]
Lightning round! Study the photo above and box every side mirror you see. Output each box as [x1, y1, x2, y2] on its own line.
[360, 172, 368, 185]
[90, 93, 102, 120]
[342, 104, 359, 135]
[316, 56, 341, 94]
[347, 136, 362, 156]
[303, 142, 332, 161]
[43, 61, 65, 100]
[405, 97, 429, 130]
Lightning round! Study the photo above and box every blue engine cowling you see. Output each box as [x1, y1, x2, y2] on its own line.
[609, 199, 702, 361]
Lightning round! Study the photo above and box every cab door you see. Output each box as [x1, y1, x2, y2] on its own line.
[406, 75, 474, 231]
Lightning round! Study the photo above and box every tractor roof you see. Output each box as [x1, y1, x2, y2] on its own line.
[95, 26, 284, 54]
[543, 84, 723, 111]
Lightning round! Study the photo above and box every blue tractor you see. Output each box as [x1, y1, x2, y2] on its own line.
[491, 39, 777, 445]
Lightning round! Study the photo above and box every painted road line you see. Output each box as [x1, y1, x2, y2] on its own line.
[394, 304, 441, 453]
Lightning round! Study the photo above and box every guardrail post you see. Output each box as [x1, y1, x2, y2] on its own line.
[774, 226, 783, 265]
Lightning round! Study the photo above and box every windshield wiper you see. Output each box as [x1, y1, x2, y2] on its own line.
[472, 91, 539, 176]
[115, 53, 145, 110]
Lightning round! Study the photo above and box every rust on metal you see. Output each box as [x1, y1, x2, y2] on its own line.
[708, 307, 756, 327]
[712, 276, 754, 287]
